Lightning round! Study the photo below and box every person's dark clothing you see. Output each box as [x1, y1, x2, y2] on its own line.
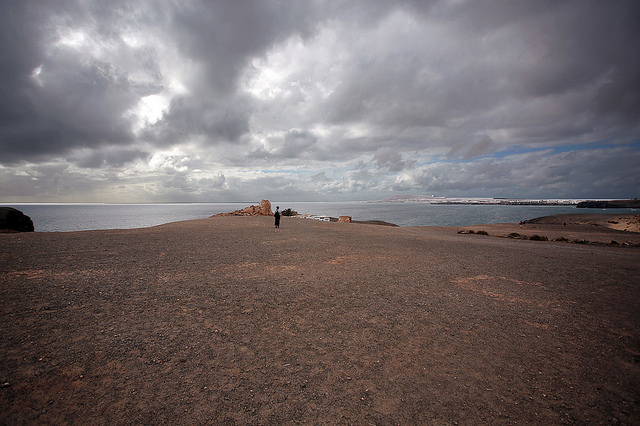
[274, 209, 280, 228]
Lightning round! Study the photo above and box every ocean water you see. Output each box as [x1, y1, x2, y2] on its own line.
[3, 202, 636, 232]
[285, 202, 637, 227]
[6, 203, 248, 232]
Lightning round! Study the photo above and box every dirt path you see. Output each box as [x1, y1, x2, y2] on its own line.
[1, 216, 639, 424]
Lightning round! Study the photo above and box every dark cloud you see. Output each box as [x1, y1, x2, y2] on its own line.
[447, 135, 499, 160]
[413, 146, 640, 199]
[276, 129, 319, 158]
[169, 1, 317, 94]
[142, 96, 252, 146]
[72, 147, 149, 169]
[0, 0, 140, 163]
[322, 0, 640, 150]
[0, 0, 638, 202]
[373, 147, 415, 172]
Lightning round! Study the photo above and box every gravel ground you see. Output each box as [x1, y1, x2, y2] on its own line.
[1, 215, 639, 424]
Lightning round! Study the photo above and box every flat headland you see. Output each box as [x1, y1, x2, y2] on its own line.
[1, 214, 639, 423]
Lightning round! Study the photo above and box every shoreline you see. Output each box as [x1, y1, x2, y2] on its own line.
[288, 212, 640, 246]
[4, 202, 639, 233]
[4, 212, 639, 245]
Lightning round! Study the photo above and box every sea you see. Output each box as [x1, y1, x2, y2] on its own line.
[3, 202, 637, 233]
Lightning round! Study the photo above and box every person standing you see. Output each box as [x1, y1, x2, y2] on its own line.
[274, 206, 280, 228]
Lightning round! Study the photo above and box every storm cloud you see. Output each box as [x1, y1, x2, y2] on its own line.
[1, 0, 639, 202]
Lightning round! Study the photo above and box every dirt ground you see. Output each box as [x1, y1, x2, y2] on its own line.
[461, 213, 640, 246]
[1, 214, 639, 424]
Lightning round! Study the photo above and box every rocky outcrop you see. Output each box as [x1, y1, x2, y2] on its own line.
[0, 207, 35, 232]
[352, 220, 399, 227]
[212, 200, 273, 217]
[338, 216, 352, 223]
[577, 199, 640, 209]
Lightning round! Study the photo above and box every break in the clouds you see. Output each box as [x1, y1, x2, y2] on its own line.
[1, 0, 639, 202]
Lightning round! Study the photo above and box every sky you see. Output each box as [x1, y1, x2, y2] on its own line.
[1, 0, 639, 203]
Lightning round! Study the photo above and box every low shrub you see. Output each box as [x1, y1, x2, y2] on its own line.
[554, 236, 569, 242]
[475, 230, 489, 235]
[529, 234, 548, 241]
[281, 208, 298, 216]
[507, 232, 522, 239]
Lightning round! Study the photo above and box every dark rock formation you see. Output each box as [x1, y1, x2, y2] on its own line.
[352, 219, 399, 227]
[212, 200, 273, 217]
[577, 199, 640, 209]
[0, 207, 35, 232]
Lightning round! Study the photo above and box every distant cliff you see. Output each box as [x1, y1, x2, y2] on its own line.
[375, 195, 580, 205]
[576, 199, 640, 208]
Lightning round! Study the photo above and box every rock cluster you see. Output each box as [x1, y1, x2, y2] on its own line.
[212, 200, 273, 217]
[0, 207, 35, 232]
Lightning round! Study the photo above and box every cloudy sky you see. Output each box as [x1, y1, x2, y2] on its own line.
[1, 0, 639, 203]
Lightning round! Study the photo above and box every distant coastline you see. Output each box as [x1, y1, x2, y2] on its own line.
[373, 194, 639, 207]
[576, 199, 640, 209]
